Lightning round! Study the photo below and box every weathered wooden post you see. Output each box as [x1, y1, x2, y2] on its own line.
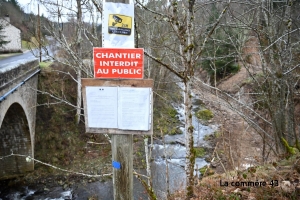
[112, 133, 133, 199]
[106, 0, 132, 199]
[82, 79, 153, 200]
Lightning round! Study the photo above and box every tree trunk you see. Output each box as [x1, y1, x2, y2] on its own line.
[76, 0, 82, 124]
[184, 79, 195, 199]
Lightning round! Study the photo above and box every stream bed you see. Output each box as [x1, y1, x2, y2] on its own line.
[149, 101, 217, 199]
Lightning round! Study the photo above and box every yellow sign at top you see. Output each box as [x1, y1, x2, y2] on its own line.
[108, 14, 132, 36]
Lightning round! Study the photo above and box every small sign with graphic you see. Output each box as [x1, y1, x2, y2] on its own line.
[108, 14, 132, 36]
[102, 2, 134, 48]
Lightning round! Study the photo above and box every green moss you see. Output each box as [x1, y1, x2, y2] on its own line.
[188, 143, 196, 197]
[21, 40, 32, 49]
[281, 137, 297, 155]
[204, 134, 210, 141]
[170, 127, 183, 135]
[154, 104, 183, 136]
[196, 109, 213, 121]
[39, 61, 52, 68]
[186, 185, 193, 198]
[194, 147, 206, 157]
[214, 131, 222, 138]
[190, 146, 196, 164]
[168, 107, 178, 119]
[199, 165, 207, 174]
[204, 131, 221, 141]
[133, 138, 139, 143]
[188, 126, 194, 132]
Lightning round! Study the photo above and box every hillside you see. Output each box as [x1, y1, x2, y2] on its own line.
[171, 37, 300, 199]
[185, 70, 300, 199]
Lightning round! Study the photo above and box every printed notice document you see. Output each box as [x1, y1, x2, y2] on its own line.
[118, 87, 151, 131]
[86, 86, 151, 131]
[86, 87, 118, 128]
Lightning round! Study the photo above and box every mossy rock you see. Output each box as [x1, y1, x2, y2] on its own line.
[195, 109, 213, 121]
[199, 165, 207, 174]
[169, 127, 183, 135]
[154, 104, 183, 136]
[167, 107, 178, 119]
[194, 147, 206, 157]
[193, 99, 204, 106]
[199, 165, 215, 176]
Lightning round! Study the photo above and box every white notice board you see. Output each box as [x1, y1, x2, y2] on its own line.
[85, 86, 151, 131]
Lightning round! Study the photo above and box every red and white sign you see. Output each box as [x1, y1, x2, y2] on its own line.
[93, 48, 144, 79]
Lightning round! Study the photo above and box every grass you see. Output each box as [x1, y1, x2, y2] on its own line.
[22, 39, 39, 50]
[39, 61, 52, 68]
[22, 38, 47, 50]
[22, 40, 31, 49]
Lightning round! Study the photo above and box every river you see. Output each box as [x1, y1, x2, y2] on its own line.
[150, 99, 217, 199]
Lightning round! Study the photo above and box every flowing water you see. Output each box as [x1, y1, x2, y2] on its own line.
[149, 101, 217, 199]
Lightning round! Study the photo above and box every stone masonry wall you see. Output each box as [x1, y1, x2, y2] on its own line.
[0, 59, 39, 179]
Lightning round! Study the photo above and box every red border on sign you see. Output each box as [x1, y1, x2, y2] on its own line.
[93, 48, 144, 79]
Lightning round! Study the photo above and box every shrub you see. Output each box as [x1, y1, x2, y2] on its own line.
[196, 109, 213, 121]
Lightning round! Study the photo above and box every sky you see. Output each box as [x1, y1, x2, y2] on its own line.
[19, 0, 48, 16]
[18, 0, 102, 22]
[18, 0, 135, 23]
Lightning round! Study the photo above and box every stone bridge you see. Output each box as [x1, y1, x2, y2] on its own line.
[0, 59, 40, 179]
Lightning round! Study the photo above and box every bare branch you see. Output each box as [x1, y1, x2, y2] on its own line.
[144, 51, 184, 79]
[194, 0, 231, 62]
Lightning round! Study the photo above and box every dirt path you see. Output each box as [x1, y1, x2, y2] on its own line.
[192, 37, 265, 173]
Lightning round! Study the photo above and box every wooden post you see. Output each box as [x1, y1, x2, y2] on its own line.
[105, 0, 132, 199]
[112, 134, 133, 199]
[82, 79, 153, 200]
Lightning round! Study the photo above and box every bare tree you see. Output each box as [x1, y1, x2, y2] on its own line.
[33, 0, 102, 124]
[192, 0, 300, 161]
[135, 0, 231, 198]
[254, 0, 300, 155]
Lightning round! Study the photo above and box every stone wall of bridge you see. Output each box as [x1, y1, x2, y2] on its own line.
[0, 59, 39, 179]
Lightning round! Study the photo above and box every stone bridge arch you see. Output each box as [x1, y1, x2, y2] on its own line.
[0, 60, 39, 179]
